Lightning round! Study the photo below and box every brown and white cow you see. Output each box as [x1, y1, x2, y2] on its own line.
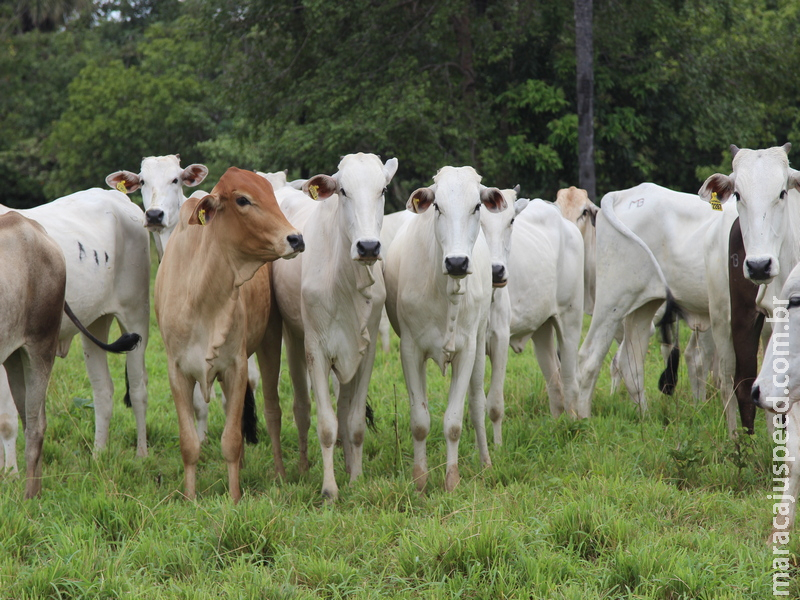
[155, 167, 304, 503]
[0, 213, 140, 497]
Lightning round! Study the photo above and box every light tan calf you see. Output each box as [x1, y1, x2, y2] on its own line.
[155, 168, 304, 503]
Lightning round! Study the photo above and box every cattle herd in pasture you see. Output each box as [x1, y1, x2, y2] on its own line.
[1, 145, 799, 533]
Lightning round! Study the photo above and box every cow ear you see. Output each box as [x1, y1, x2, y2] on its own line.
[188, 195, 219, 226]
[106, 170, 141, 194]
[182, 164, 208, 187]
[383, 157, 399, 183]
[587, 202, 599, 226]
[788, 168, 800, 193]
[303, 175, 336, 201]
[513, 184, 521, 195]
[407, 187, 435, 213]
[513, 197, 529, 217]
[480, 187, 507, 213]
[699, 173, 735, 203]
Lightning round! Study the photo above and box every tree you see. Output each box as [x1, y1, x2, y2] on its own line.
[574, 0, 595, 201]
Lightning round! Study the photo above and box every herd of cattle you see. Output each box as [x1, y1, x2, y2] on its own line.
[0, 147, 798, 527]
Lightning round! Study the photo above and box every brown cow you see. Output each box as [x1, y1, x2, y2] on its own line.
[1, 213, 140, 498]
[154, 167, 304, 503]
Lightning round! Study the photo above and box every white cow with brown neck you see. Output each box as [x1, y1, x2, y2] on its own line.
[384, 166, 504, 492]
[272, 153, 398, 501]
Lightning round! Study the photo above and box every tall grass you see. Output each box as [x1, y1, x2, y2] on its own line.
[0, 247, 792, 598]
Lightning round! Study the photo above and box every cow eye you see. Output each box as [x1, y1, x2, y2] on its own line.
[382, 187, 388, 196]
[780, 190, 788, 200]
[509, 218, 515, 227]
[140, 180, 145, 187]
[581, 208, 589, 217]
[172, 178, 179, 184]
[473, 203, 481, 214]
[236, 196, 251, 207]
[433, 202, 440, 213]
[733, 192, 741, 202]
[789, 295, 800, 309]
[339, 187, 347, 197]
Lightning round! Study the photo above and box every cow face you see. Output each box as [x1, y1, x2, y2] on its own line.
[303, 154, 399, 264]
[107, 155, 208, 238]
[700, 144, 800, 284]
[189, 167, 304, 263]
[408, 166, 507, 278]
[479, 187, 529, 287]
[752, 290, 800, 414]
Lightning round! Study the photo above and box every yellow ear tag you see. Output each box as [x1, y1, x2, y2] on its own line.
[116, 180, 127, 194]
[412, 196, 420, 211]
[710, 191, 722, 211]
[309, 184, 319, 200]
[198, 208, 206, 226]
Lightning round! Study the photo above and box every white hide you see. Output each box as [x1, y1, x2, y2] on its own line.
[384, 166, 503, 492]
[272, 153, 398, 500]
[0, 190, 151, 457]
[482, 194, 585, 440]
[577, 183, 728, 421]
[554, 186, 597, 315]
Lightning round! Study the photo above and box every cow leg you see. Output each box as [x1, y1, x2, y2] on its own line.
[684, 329, 705, 403]
[7, 350, 51, 499]
[485, 291, 510, 445]
[609, 322, 626, 395]
[338, 351, 377, 483]
[257, 312, 286, 479]
[79, 314, 115, 454]
[532, 322, 565, 417]
[379, 308, 392, 354]
[578, 307, 627, 415]
[284, 329, 311, 473]
[617, 301, 661, 413]
[167, 361, 201, 501]
[114, 315, 149, 458]
[307, 347, 338, 500]
[218, 360, 248, 504]
[468, 324, 491, 471]
[400, 337, 429, 492]
[443, 341, 479, 492]
[0, 367, 19, 475]
[558, 307, 584, 418]
[192, 384, 211, 443]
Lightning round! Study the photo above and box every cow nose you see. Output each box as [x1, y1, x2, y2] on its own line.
[746, 257, 772, 280]
[445, 256, 469, 277]
[356, 240, 381, 259]
[287, 234, 305, 253]
[751, 384, 761, 407]
[145, 208, 165, 225]
[492, 263, 507, 285]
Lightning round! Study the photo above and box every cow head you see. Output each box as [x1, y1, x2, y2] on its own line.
[479, 185, 529, 288]
[189, 167, 304, 264]
[303, 153, 399, 264]
[555, 186, 598, 314]
[699, 144, 800, 284]
[408, 166, 507, 278]
[106, 155, 208, 237]
[752, 281, 800, 414]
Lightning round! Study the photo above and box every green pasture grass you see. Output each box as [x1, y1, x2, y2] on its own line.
[0, 245, 792, 598]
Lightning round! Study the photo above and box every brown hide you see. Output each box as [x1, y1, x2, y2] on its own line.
[729, 217, 762, 434]
[0, 213, 66, 498]
[155, 167, 302, 502]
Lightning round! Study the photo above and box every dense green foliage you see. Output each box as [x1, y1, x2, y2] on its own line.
[4, 1, 800, 209]
[0, 249, 791, 598]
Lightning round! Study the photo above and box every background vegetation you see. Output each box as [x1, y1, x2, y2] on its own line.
[0, 251, 791, 598]
[4, 0, 800, 210]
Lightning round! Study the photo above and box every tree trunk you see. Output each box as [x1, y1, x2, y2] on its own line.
[574, 0, 596, 202]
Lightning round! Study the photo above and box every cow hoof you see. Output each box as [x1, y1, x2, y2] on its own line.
[321, 487, 338, 502]
[445, 466, 460, 492]
[136, 447, 148, 458]
[412, 464, 428, 492]
[299, 456, 310, 474]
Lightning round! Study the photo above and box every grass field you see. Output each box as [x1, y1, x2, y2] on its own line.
[0, 248, 794, 599]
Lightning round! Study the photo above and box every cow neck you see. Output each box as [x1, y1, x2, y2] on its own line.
[782, 192, 800, 278]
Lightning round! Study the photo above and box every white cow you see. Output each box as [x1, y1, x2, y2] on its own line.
[0, 190, 151, 459]
[577, 183, 729, 418]
[272, 153, 398, 500]
[106, 155, 208, 261]
[554, 186, 597, 314]
[752, 265, 800, 539]
[384, 166, 504, 492]
[481, 191, 585, 437]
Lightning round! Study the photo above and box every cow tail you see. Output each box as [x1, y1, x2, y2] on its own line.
[242, 383, 259, 444]
[366, 399, 377, 432]
[656, 290, 685, 395]
[123, 369, 132, 408]
[64, 302, 141, 353]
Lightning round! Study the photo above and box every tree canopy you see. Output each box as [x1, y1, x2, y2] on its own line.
[3, 0, 800, 210]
